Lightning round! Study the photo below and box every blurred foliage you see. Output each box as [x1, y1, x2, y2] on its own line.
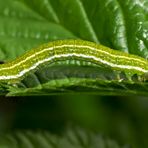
[0, 0, 148, 147]
[0, 127, 129, 148]
[1, 96, 148, 147]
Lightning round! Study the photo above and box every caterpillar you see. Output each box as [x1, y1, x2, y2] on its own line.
[0, 39, 148, 84]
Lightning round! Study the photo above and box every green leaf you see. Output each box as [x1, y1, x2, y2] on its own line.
[0, 0, 147, 96]
[0, 0, 76, 61]
[0, 128, 129, 148]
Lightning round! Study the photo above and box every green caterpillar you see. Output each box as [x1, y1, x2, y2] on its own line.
[0, 40, 148, 84]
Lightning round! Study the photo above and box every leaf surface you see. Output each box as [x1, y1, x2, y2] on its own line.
[0, 0, 147, 96]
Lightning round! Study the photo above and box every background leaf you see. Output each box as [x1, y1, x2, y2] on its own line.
[0, 0, 147, 61]
[0, 128, 129, 148]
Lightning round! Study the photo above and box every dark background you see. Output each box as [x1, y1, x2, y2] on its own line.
[1, 95, 148, 147]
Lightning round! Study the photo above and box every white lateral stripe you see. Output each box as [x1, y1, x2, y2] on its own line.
[0, 53, 147, 80]
[0, 44, 147, 71]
